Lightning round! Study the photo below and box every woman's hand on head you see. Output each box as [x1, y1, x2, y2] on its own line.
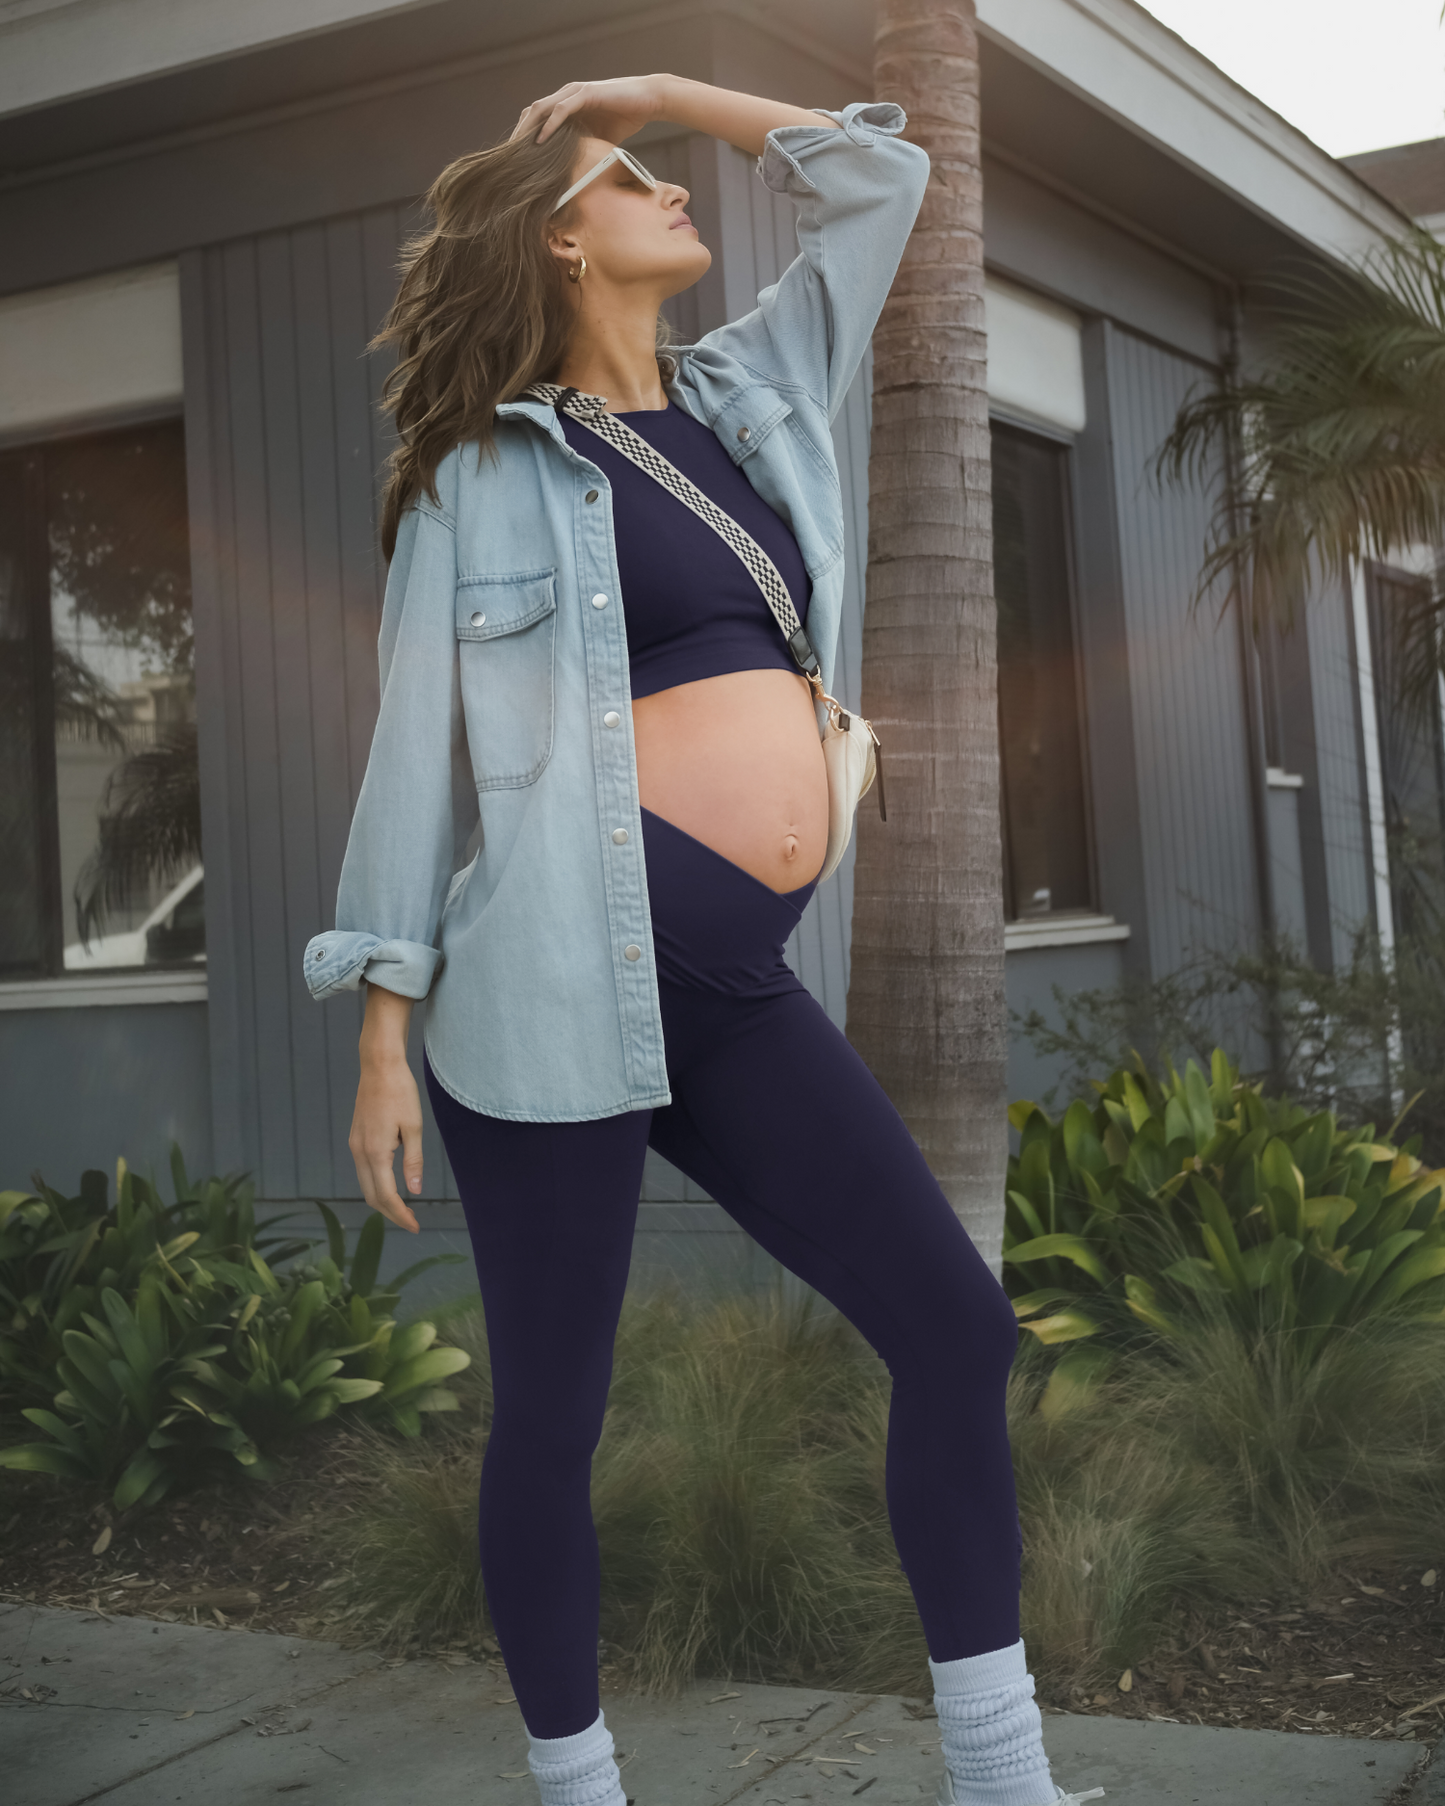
[511, 75, 670, 147]
[513, 79, 836, 161]
[350, 982, 423, 1234]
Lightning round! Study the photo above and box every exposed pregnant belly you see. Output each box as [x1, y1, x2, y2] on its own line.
[631, 669, 829, 894]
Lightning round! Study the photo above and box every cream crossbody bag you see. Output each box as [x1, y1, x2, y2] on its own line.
[525, 382, 885, 884]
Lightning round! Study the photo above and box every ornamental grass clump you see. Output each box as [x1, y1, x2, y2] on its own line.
[328, 1282, 934, 1697]
[1004, 1049, 1445, 1374]
[587, 1285, 921, 1698]
[1139, 1311, 1445, 1583]
[326, 1275, 1445, 1701]
[1007, 1337, 1258, 1683]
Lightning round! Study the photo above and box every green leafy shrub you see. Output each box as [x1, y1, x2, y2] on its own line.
[1005, 1049, 1445, 1367]
[0, 1148, 310, 1407]
[0, 1151, 471, 1510]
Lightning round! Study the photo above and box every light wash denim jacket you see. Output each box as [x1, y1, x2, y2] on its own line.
[303, 102, 929, 1121]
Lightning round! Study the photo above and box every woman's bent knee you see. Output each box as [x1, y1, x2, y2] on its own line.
[917, 1254, 1020, 1388]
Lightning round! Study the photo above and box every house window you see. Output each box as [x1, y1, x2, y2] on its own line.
[990, 420, 1091, 920]
[0, 418, 202, 980]
[1365, 558, 1445, 940]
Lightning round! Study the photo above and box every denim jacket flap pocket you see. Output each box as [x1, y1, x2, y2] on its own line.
[455, 568, 558, 790]
[456, 568, 557, 640]
[711, 386, 792, 465]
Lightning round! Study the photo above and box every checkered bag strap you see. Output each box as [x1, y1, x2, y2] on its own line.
[523, 381, 820, 682]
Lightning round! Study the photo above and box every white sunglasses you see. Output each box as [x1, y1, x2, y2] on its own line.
[551, 145, 659, 214]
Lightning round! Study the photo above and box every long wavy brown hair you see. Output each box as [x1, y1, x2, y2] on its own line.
[372, 120, 676, 558]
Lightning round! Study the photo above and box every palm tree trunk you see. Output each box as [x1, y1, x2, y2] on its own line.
[846, 0, 1007, 1272]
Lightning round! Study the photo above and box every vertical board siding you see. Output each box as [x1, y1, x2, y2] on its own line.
[257, 231, 327, 1200]
[1306, 576, 1376, 967]
[182, 245, 253, 1178]
[186, 203, 450, 1202]
[1105, 327, 1264, 976]
[1071, 318, 1153, 978]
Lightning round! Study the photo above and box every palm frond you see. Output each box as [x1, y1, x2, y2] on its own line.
[1156, 225, 1445, 641]
[72, 722, 202, 946]
[51, 646, 127, 751]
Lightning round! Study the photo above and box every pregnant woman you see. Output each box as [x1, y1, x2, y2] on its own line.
[304, 75, 1099, 1806]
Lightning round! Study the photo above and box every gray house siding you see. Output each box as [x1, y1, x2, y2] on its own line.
[1004, 939, 1130, 1110]
[0, 12, 757, 303]
[1105, 327, 1267, 979]
[0, 1001, 212, 1192]
[982, 157, 1221, 368]
[1070, 317, 1153, 982]
[183, 204, 421, 1203]
[1307, 579, 1379, 967]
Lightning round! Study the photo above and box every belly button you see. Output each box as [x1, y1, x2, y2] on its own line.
[782, 834, 798, 862]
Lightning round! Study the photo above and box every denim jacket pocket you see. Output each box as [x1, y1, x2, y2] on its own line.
[456, 568, 558, 790]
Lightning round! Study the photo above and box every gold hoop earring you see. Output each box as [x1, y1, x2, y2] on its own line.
[568, 254, 587, 284]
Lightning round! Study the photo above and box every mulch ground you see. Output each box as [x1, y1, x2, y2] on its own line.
[0, 1421, 429, 1644]
[2, 1419, 1441, 1748]
[1035, 1574, 1445, 1747]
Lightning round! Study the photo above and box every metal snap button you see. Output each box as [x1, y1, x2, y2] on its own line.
[603, 710, 621, 728]
[612, 828, 628, 845]
[591, 593, 609, 609]
[585, 489, 599, 503]
[736, 426, 750, 441]
[469, 610, 486, 626]
[623, 944, 642, 961]
[314, 949, 324, 960]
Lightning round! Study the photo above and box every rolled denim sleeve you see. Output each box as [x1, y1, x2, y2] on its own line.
[304, 929, 442, 1000]
[303, 470, 474, 1003]
[694, 101, 930, 421]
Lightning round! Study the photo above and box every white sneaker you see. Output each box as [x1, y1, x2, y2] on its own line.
[935, 1769, 1105, 1806]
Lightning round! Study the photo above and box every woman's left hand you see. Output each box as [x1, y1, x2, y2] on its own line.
[510, 75, 670, 147]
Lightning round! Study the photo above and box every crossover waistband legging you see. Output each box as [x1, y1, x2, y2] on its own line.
[424, 807, 1022, 1739]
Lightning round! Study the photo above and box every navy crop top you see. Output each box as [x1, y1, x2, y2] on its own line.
[559, 402, 812, 699]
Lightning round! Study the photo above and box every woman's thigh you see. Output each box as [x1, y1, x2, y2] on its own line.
[648, 988, 1017, 1387]
[425, 1058, 652, 1429]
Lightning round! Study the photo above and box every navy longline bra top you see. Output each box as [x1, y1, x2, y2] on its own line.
[558, 402, 812, 700]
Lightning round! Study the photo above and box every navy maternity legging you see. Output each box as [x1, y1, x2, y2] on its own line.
[424, 808, 1021, 1738]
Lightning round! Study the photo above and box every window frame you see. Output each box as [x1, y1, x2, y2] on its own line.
[988, 408, 1101, 927]
[1363, 555, 1445, 945]
[0, 441, 64, 980]
[0, 405, 202, 1001]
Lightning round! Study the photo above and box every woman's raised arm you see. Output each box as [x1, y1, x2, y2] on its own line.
[689, 102, 930, 423]
[511, 75, 841, 158]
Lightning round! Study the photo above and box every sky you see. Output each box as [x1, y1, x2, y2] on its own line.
[1138, 0, 1445, 159]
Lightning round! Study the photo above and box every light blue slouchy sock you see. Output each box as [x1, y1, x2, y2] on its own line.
[524, 1707, 627, 1806]
[930, 1639, 1055, 1806]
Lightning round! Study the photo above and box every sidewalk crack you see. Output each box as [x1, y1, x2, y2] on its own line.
[56, 1661, 380, 1805]
[714, 1695, 880, 1806]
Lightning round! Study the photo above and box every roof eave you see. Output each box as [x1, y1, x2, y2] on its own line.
[976, 0, 1410, 263]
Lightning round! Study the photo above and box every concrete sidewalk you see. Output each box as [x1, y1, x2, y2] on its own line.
[1, 1600, 1431, 1806]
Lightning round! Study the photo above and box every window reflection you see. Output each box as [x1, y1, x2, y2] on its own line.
[991, 421, 1092, 921]
[48, 425, 201, 970]
[0, 419, 201, 978]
